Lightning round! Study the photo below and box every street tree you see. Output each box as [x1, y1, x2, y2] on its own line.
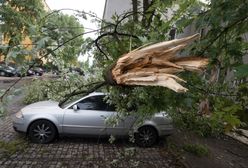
[42, 12, 84, 66]
[0, 0, 45, 63]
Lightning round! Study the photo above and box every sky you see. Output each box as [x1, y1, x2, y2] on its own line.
[45, 0, 106, 62]
[45, 0, 106, 38]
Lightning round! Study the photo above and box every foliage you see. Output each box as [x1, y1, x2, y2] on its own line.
[183, 143, 209, 157]
[234, 64, 248, 79]
[89, 1, 202, 127]
[1, 0, 248, 137]
[23, 74, 86, 104]
[164, 76, 244, 136]
[0, 1, 86, 115]
[106, 86, 170, 124]
[0, 0, 45, 62]
[91, 0, 248, 136]
[42, 12, 84, 65]
[0, 0, 85, 69]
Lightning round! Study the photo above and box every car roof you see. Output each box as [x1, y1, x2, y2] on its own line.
[88, 92, 106, 96]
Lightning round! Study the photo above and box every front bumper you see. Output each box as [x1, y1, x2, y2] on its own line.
[12, 115, 27, 133]
[157, 124, 174, 136]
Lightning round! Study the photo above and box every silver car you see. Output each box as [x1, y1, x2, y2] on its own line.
[13, 92, 173, 147]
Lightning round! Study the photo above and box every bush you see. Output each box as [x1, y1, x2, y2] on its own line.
[169, 95, 242, 137]
[170, 110, 224, 137]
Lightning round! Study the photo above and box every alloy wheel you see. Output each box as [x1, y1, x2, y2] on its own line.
[29, 120, 56, 144]
[136, 126, 158, 147]
[33, 123, 52, 142]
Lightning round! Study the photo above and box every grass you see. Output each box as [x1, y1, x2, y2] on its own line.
[183, 143, 209, 157]
[0, 139, 28, 158]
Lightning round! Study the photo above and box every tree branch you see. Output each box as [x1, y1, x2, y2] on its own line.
[200, 15, 248, 56]
[58, 81, 107, 106]
[0, 28, 107, 102]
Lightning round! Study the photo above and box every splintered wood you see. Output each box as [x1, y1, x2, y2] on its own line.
[111, 34, 208, 92]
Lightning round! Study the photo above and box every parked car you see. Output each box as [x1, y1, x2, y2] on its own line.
[15, 67, 35, 77]
[17, 67, 44, 77]
[0, 64, 18, 77]
[13, 92, 174, 147]
[26, 69, 35, 76]
[69, 67, 84, 76]
[33, 67, 44, 76]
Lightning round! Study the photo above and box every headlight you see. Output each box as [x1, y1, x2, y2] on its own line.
[15, 111, 24, 119]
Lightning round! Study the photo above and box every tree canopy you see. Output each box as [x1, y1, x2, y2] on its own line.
[42, 12, 84, 65]
[0, 0, 45, 62]
[0, 0, 84, 67]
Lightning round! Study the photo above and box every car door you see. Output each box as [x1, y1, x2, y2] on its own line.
[95, 96, 137, 136]
[62, 95, 136, 136]
[62, 95, 109, 135]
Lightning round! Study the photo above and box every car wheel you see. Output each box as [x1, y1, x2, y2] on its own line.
[28, 120, 57, 144]
[135, 126, 158, 147]
[0, 71, 6, 76]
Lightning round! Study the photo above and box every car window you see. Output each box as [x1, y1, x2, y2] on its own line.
[60, 96, 81, 109]
[75, 95, 116, 111]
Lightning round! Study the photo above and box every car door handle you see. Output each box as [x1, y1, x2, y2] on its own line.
[100, 115, 106, 119]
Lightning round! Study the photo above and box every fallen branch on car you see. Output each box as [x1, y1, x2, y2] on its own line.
[59, 34, 208, 104]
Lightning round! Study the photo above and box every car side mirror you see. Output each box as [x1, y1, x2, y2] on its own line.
[73, 104, 78, 111]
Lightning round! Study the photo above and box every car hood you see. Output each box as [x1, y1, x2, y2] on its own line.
[22, 100, 60, 111]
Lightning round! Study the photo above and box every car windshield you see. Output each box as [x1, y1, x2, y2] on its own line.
[8, 66, 15, 70]
[59, 95, 81, 109]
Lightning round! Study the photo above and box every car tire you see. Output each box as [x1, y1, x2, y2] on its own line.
[135, 126, 158, 147]
[0, 71, 6, 76]
[28, 120, 57, 144]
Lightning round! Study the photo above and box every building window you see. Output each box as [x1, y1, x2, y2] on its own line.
[169, 28, 177, 40]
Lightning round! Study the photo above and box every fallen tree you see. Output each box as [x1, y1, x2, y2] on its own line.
[59, 34, 208, 106]
[105, 33, 208, 92]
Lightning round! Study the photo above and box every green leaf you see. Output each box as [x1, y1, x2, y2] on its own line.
[36, 37, 50, 50]
[234, 64, 248, 78]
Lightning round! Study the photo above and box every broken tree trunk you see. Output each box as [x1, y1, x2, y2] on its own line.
[104, 34, 208, 92]
[59, 34, 208, 106]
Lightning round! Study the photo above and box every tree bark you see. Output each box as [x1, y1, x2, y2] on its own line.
[132, 0, 138, 21]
